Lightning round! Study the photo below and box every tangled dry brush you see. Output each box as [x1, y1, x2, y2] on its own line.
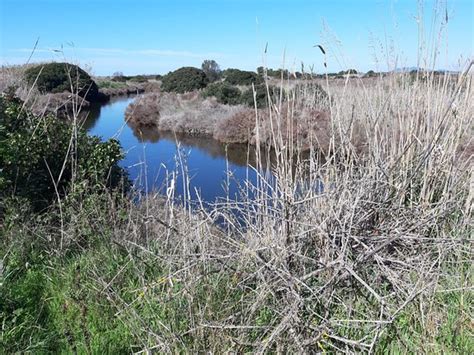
[117, 65, 473, 352]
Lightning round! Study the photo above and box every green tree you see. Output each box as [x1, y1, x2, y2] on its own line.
[201, 60, 221, 82]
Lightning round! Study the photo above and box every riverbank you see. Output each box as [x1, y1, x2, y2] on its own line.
[125, 90, 339, 154]
[0, 65, 159, 119]
[1, 63, 473, 352]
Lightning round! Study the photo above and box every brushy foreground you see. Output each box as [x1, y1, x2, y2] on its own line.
[1, 64, 473, 353]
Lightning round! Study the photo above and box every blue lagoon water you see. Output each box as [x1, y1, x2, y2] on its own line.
[84, 97, 263, 203]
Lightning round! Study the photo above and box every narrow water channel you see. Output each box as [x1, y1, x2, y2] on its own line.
[83, 96, 263, 203]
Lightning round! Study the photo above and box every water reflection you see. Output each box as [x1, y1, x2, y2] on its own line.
[84, 96, 316, 203]
[128, 124, 268, 168]
[81, 96, 137, 131]
[80, 102, 101, 131]
[83, 96, 265, 202]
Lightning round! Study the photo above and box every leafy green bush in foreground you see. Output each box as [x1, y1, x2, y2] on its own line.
[0, 93, 127, 212]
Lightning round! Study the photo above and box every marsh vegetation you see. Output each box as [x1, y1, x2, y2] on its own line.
[0, 44, 473, 353]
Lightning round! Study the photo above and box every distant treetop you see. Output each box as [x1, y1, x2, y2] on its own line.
[201, 60, 221, 82]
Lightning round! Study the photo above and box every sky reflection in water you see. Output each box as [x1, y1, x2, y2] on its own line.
[84, 97, 264, 203]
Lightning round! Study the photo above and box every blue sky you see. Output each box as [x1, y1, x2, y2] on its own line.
[1, 0, 472, 75]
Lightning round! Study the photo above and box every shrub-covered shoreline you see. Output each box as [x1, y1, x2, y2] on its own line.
[125, 87, 336, 153]
[0, 63, 159, 120]
[1, 59, 473, 353]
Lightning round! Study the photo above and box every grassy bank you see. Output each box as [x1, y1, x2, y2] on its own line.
[1, 59, 473, 353]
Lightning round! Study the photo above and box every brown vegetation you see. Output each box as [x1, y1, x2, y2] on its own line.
[99, 86, 145, 98]
[248, 107, 333, 154]
[116, 64, 473, 352]
[213, 107, 256, 143]
[29, 92, 91, 118]
[1, 64, 91, 119]
[2, 57, 472, 352]
[125, 91, 247, 137]
[124, 90, 338, 154]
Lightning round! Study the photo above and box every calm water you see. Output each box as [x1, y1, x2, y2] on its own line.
[84, 96, 263, 203]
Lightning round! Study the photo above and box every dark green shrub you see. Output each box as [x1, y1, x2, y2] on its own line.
[336, 69, 358, 76]
[0, 94, 127, 212]
[111, 75, 129, 82]
[24, 62, 99, 101]
[239, 84, 279, 108]
[161, 67, 209, 93]
[222, 68, 262, 86]
[266, 68, 290, 78]
[202, 82, 241, 105]
[129, 75, 148, 83]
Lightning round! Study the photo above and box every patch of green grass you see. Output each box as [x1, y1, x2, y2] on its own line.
[377, 285, 473, 353]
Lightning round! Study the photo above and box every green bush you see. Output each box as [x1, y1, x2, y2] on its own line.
[111, 75, 129, 82]
[240, 84, 279, 108]
[128, 75, 148, 83]
[202, 81, 280, 107]
[202, 82, 241, 105]
[161, 67, 209, 93]
[222, 68, 262, 86]
[24, 62, 99, 101]
[336, 69, 358, 76]
[0, 94, 127, 212]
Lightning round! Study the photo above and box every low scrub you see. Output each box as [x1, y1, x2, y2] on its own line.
[239, 84, 280, 108]
[125, 88, 336, 149]
[161, 67, 209, 93]
[202, 82, 241, 105]
[29, 92, 91, 119]
[126, 92, 246, 136]
[222, 68, 262, 85]
[203, 82, 284, 108]
[213, 107, 256, 143]
[24, 62, 99, 101]
[2, 58, 472, 353]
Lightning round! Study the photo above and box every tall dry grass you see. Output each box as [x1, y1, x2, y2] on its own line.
[105, 61, 473, 352]
[4, 31, 472, 353]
